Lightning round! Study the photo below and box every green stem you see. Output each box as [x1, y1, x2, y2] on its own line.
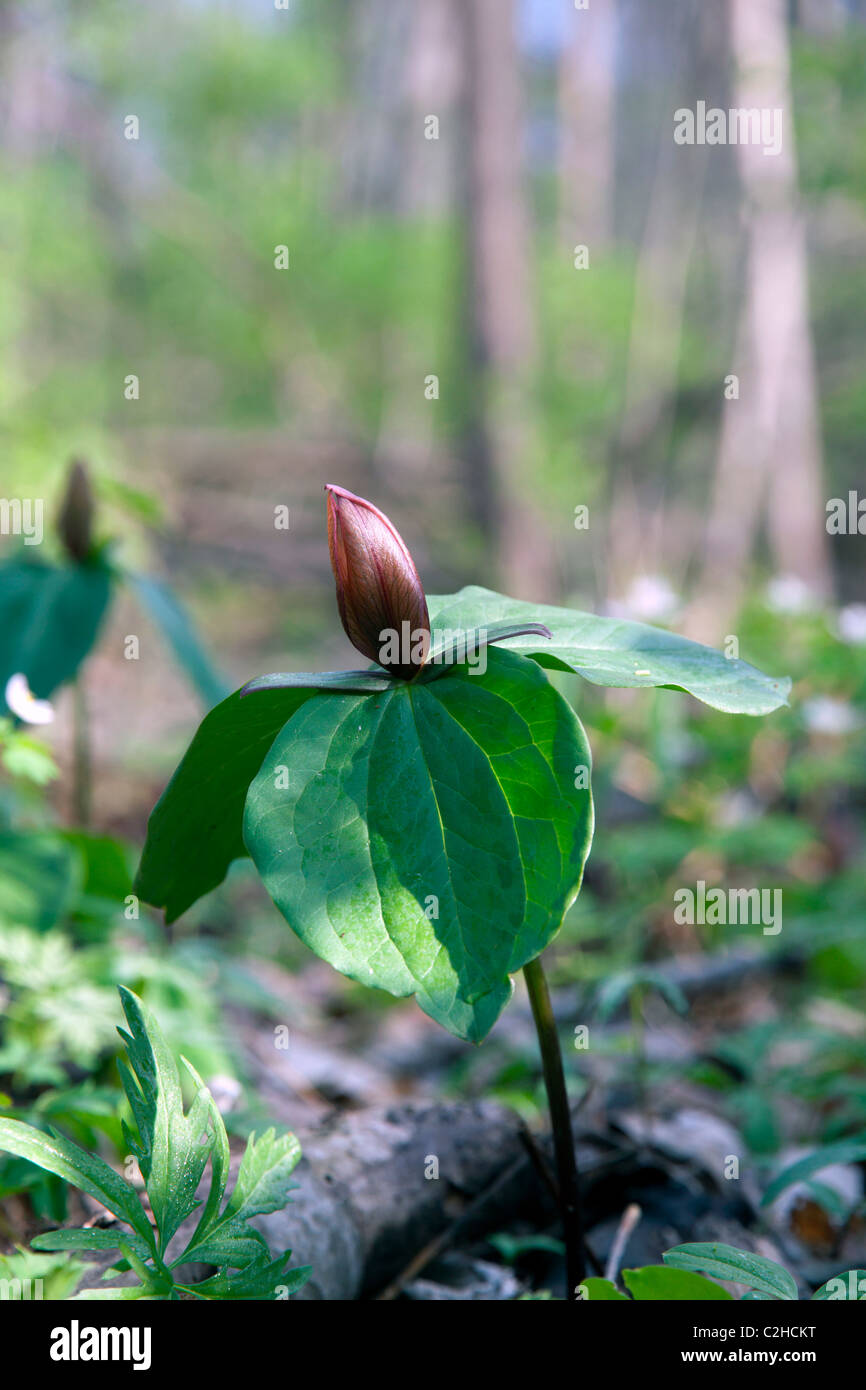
[523, 954, 586, 1297]
[72, 677, 91, 827]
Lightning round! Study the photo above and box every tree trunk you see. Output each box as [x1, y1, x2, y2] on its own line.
[460, 0, 554, 598]
[558, 0, 617, 254]
[690, 0, 832, 634]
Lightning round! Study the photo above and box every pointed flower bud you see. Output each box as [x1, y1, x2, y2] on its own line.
[326, 484, 430, 681]
[57, 459, 94, 564]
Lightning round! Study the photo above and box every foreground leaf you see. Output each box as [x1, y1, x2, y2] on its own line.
[243, 647, 593, 1041]
[579, 1277, 629, 1301]
[427, 587, 790, 715]
[0, 1118, 153, 1249]
[224, 1129, 302, 1221]
[623, 1265, 731, 1300]
[116, 987, 216, 1254]
[32, 1227, 152, 1261]
[663, 1243, 797, 1300]
[135, 686, 318, 922]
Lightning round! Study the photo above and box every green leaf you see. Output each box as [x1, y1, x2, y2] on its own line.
[243, 647, 593, 1041]
[578, 1277, 630, 1301]
[0, 559, 112, 707]
[425, 620, 553, 667]
[32, 1228, 153, 1262]
[188, 1251, 309, 1300]
[427, 587, 790, 715]
[224, 1128, 302, 1221]
[126, 572, 229, 708]
[0, 1118, 154, 1249]
[135, 685, 319, 922]
[73, 1285, 155, 1301]
[241, 669, 394, 695]
[488, 1232, 566, 1262]
[761, 1135, 866, 1208]
[178, 1214, 271, 1270]
[595, 967, 689, 1021]
[812, 1270, 866, 1300]
[180, 1058, 230, 1252]
[115, 987, 215, 1255]
[0, 1246, 87, 1300]
[0, 831, 80, 931]
[663, 1243, 797, 1300]
[623, 1265, 732, 1300]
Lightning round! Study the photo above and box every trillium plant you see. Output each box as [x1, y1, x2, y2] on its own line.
[136, 485, 790, 1297]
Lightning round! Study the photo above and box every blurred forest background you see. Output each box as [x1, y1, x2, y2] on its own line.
[1, 0, 865, 1296]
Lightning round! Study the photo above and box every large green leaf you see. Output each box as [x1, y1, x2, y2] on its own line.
[135, 686, 319, 922]
[243, 647, 593, 1041]
[0, 559, 112, 708]
[623, 1265, 731, 1300]
[663, 1243, 797, 1300]
[427, 587, 790, 715]
[0, 1117, 154, 1249]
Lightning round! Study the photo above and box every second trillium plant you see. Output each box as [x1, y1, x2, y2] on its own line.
[136, 485, 789, 1294]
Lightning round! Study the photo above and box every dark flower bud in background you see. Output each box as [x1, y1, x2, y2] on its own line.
[326, 484, 430, 680]
[57, 459, 94, 564]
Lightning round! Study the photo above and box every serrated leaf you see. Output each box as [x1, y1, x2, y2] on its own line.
[623, 1265, 732, 1300]
[135, 685, 319, 922]
[225, 1128, 302, 1221]
[177, 1214, 271, 1270]
[761, 1135, 866, 1208]
[116, 988, 215, 1255]
[663, 1243, 797, 1300]
[427, 587, 790, 715]
[189, 1251, 309, 1301]
[179, 1058, 230, 1249]
[243, 647, 593, 1041]
[0, 1118, 153, 1249]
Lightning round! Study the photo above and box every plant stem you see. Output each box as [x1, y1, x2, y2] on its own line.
[523, 954, 586, 1296]
[72, 676, 91, 827]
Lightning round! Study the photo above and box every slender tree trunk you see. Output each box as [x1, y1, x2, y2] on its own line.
[558, 0, 617, 254]
[605, 0, 714, 601]
[461, 0, 554, 598]
[370, 0, 463, 494]
[690, 0, 831, 633]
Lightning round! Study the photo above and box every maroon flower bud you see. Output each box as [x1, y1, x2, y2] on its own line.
[326, 484, 430, 680]
[57, 459, 94, 564]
